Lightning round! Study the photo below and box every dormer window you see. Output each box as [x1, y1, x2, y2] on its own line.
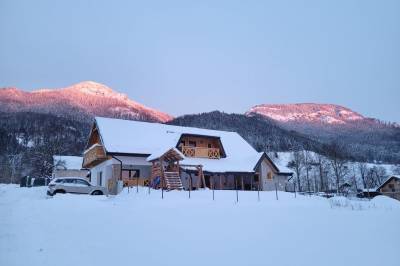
[177, 134, 226, 159]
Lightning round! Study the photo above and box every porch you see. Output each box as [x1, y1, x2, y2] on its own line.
[180, 146, 220, 159]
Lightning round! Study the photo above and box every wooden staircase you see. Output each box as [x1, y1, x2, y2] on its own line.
[164, 172, 183, 190]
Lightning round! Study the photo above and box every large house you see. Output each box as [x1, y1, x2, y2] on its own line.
[83, 117, 292, 194]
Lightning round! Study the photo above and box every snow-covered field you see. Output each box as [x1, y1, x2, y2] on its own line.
[1, 185, 399, 266]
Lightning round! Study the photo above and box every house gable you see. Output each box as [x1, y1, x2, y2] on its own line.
[83, 122, 108, 168]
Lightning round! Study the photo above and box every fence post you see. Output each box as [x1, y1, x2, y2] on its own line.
[275, 183, 278, 200]
[235, 177, 239, 203]
[212, 176, 215, 201]
[258, 179, 260, 202]
[137, 177, 139, 193]
[294, 182, 296, 198]
[189, 176, 192, 199]
[161, 176, 164, 199]
[148, 177, 150, 195]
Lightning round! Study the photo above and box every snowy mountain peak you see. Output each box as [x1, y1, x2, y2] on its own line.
[0, 82, 173, 123]
[64, 81, 118, 96]
[247, 103, 366, 125]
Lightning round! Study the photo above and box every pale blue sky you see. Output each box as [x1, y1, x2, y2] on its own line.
[0, 0, 399, 122]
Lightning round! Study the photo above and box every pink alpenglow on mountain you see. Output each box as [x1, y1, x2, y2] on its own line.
[247, 103, 366, 125]
[0, 81, 173, 123]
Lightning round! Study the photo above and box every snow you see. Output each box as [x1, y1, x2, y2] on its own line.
[272, 151, 398, 177]
[248, 103, 365, 125]
[146, 147, 184, 162]
[96, 117, 270, 173]
[53, 155, 84, 170]
[1, 184, 399, 266]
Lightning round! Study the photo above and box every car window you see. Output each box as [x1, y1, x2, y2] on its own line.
[75, 179, 90, 186]
[63, 179, 75, 184]
[55, 179, 64, 183]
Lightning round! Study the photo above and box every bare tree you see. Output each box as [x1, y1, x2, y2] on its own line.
[316, 153, 329, 192]
[325, 141, 349, 194]
[288, 151, 304, 192]
[357, 162, 369, 189]
[368, 166, 387, 187]
[391, 165, 400, 175]
[303, 150, 313, 192]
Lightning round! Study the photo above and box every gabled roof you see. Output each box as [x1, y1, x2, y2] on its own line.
[147, 147, 184, 162]
[377, 175, 400, 190]
[94, 117, 288, 173]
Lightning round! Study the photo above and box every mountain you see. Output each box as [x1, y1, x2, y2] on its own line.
[0, 81, 172, 123]
[247, 103, 371, 125]
[247, 103, 400, 163]
[168, 111, 324, 153]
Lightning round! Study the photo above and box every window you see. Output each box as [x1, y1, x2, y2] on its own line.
[208, 143, 212, 148]
[388, 184, 394, 189]
[253, 175, 259, 182]
[180, 140, 185, 147]
[75, 179, 90, 186]
[188, 141, 196, 147]
[131, 170, 140, 178]
[122, 169, 140, 179]
[267, 172, 273, 180]
[99, 172, 103, 186]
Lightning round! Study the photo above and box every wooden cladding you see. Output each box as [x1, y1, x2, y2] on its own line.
[83, 145, 107, 168]
[151, 164, 162, 179]
[181, 146, 220, 159]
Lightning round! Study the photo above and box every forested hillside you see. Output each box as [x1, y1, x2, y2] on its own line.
[0, 112, 91, 183]
[169, 111, 323, 152]
[1, 110, 399, 183]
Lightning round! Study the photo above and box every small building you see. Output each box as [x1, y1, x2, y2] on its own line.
[377, 175, 400, 201]
[82, 117, 293, 195]
[53, 155, 89, 179]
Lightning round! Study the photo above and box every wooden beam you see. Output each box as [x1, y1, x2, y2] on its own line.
[200, 166, 205, 189]
[159, 158, 165, 189]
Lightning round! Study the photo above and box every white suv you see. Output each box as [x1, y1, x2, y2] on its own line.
[47, 177, 107, 196]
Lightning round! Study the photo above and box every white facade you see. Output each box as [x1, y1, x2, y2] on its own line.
[259, 159, 287, 191]
[89, 156, 152, 190]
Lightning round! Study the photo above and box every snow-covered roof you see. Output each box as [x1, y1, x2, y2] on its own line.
[53, 155, 84, 170]
[377, 175, 400, 190]
[146, 147, 184, 162]
[95, 117, 274, 173]
[269, 152, 293, 173]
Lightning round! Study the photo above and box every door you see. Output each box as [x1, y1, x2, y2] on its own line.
[62, 178, 80, 193]
[74, 179, 91, 194]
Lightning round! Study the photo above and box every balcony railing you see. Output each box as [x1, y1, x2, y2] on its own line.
[83, 144, 107, 167]
[181, 146, 220, 159]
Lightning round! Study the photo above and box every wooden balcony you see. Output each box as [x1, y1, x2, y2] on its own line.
[83, 144, 107, 168]
[181, 146, 220, 159]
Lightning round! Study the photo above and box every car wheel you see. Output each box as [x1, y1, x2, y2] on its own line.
[92, 190, 103, 195]
[54, 190, 66, 195]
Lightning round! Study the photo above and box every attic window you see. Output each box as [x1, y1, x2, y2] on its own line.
[267, 172, 273, 180]
[188, 141, 196, 147]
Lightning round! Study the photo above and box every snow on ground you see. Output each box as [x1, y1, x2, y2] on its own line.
[1, 184, 399, 266]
